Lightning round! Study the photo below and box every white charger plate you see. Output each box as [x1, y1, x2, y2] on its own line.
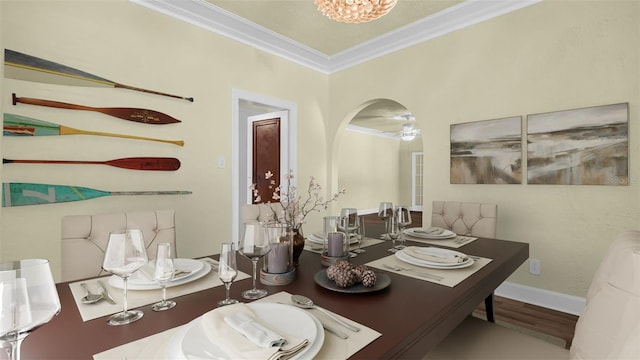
[395, 249, 474, 269]
[404, 227, 457, 239]
[108, 259, 211, 290]
[166, 303, 324, 360]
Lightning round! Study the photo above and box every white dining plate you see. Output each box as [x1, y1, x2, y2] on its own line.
[404, 227, 457, 239]
[166, 303, 324, 360]
[108, 259, 211, 290]
[395, 249, 474, 269]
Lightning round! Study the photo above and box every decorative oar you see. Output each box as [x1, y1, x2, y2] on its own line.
[3, 113, 184, 146]
[3, 157, 181, 171]
[2, 183, 192, 207]
[12, 93, 181, 125]
[5, 49, 193, 102]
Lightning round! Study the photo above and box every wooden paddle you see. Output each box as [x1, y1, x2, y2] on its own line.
[3, 113, 184, 146]
[12, 93, 181, 125]
[5, 49, 194, 102]
[3, 157, 181, 171]
[2, 183, 192, 207]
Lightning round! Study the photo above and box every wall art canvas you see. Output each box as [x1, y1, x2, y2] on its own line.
[450, 116, 522, 184]
[527, 103, 628, 185]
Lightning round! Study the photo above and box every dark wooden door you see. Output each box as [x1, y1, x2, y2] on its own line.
[252, 118, 280, 204]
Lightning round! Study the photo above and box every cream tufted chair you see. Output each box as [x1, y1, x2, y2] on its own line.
[427, 229, 640, 359]
[431, 201, 498, 238]
[61, 210, 176, 282]
[240, 203, 284, 224]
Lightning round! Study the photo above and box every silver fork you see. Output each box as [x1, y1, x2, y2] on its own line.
[383, 264, 444, 281]
[267, 339, 309, 360]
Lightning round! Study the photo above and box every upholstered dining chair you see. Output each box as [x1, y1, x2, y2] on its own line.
[431, 201, 499, 321]
[427, 229, 640, 359]
[61, 209, 176, 282]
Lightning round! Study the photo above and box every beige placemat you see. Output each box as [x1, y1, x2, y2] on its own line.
[71, 258, 250, 322]
[304, 236, 384, 254]
[366, 252, 492, 287]
[402, 234, 478, 248]
[93, 291, 381, 360]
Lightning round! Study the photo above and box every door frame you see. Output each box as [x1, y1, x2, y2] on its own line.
[231, 88, 297, 242]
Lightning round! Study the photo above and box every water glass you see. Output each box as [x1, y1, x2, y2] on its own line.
[152, 243, 176, 311]
[395, 205, 412, 249]
[353, 215, 366, 253]
[378, 202, 393, 239]
[387, 215, 401, 252]
[238, 223, 270, 299]
[217, 242, 239, 307]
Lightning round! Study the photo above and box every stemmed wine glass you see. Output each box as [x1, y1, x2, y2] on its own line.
[217, 242, 239, 307]
[151, 242, 176, 311]
[339, 208, 358, 257]
[102, 229, 148, 326]
[387, 214, 402, 252]
[238, 223, 271, 299]
[0, 259, 61, 360]
[353, 215, 366, 253]
[395, 205, 412, 250]
[378, 202, 393, 239]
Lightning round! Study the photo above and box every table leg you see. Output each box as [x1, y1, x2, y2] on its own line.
[485, 293, 495, 323]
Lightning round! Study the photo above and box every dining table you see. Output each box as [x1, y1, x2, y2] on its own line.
[22, 223, 528, 359]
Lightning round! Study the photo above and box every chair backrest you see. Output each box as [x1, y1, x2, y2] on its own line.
[570, 229, 640, 359]
[431, 201, 497, 238]
[61, 210, 176, 282]
[240, 203, 284, 224]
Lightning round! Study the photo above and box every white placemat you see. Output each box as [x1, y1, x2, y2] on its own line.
[366, 252, 492, 287]
[304, 236, 383, 253]
[93, 291, 381, 360]
[402, 234, 478, 248]
[71, 258, 250, 322]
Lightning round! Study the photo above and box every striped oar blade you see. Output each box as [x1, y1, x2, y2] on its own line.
[5, 49, 193, 102]
[2, 183, 192, 207]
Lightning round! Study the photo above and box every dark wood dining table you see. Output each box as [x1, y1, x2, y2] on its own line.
[23, 225, 528, 359]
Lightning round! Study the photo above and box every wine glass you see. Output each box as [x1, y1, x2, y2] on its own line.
[387, 215, 402, 252]
[338, 208, 358, 257]
[151, 243, 176, 311]
[102, 229, 148, 326]
[0, 259, 61, 360]
[238, 223, 271, 299]
[217, 242, 239, 307]
[378, 202, 393, 239]
[353, 215, 366, 253]
[395, 205, 412, 250]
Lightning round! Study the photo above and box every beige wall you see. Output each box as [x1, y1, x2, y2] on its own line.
[1, 0, 638, 300]
[0, 0, 330, 280]
[327, 0, 639, 297]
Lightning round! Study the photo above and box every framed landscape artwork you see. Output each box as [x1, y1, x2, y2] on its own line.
[450, 116, 522, 184]
[527, 103, 629, 185]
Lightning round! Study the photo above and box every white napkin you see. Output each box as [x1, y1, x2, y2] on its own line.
[224, 312, 286, 348]
[404, 246, 468, 264]
[201, 303, 306, 359]
[419, 227, 445, 235]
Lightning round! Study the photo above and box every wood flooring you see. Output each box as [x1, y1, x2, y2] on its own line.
[361, 211, 579, 349]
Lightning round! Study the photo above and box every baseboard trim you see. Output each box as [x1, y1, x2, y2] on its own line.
[496, 281, 586, 316]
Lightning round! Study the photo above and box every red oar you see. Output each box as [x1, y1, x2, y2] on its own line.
[12, 93, 181, 125]
[3, 157, 181, 171]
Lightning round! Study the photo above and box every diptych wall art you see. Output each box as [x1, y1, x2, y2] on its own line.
[527, 103, 629, 186]
[450, 116, 522, 184]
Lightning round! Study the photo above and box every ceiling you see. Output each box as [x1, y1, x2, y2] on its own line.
[130, 0, 540, 135]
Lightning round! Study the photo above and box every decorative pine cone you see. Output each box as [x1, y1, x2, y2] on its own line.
[352, 264, 368, 282]
[333, 268, 358, 288]
[361, 269, 377, 287]
[326, 260, 352, 280]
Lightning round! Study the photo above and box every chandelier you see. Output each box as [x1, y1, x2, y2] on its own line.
[315, 0, 398, 24]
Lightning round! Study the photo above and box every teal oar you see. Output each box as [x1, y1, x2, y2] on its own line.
[2, 183, 192, 207]
[5, 49, 193, 102]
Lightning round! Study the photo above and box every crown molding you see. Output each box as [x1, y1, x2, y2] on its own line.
[130, 0, 541, 75]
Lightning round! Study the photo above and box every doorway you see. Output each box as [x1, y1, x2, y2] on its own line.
[231, 89, 297, 242]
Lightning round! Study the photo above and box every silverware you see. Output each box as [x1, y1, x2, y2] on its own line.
[97, 280, 117, 304]
[383, 264, 444, 281]
[276, 302, 349, 339]
[291, 294, 360, 332]
[267, 339, 309, 360]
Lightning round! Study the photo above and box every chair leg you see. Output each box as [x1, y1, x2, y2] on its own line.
[485, 293, 495, 322]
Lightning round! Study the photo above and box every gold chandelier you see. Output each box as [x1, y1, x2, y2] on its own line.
[315, 0, 398, 24]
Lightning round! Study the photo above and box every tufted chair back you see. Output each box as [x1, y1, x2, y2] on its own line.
[431, 201, 497, 238]
[61, 210, 176, 282]
[240, 203, 285, 224]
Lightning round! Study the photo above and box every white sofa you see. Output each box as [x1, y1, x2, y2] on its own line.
[427, 229, 640, 359]
[60, 210, 176, 282]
